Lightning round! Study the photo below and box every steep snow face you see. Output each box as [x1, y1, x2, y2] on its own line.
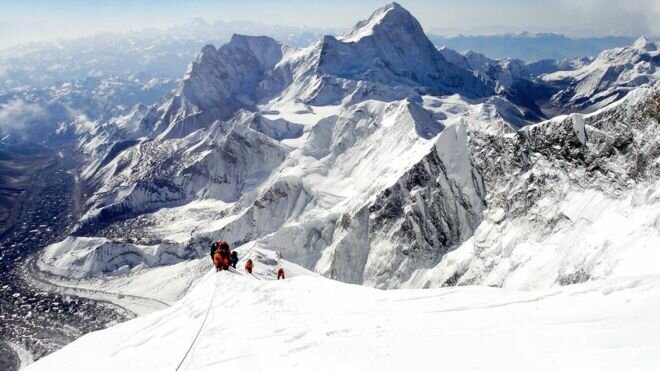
[24, 271, 660, 371]
[338, 2, 406, 43]
[197, 98, 452, 266]
[543, 37, 660, 112]
[355, 121, 486, 287]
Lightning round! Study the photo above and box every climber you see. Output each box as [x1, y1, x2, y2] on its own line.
[245, 259, 254, 274]
[231, 251, 239, 269]
[277, 268, 285, 280]
[209, 241, 220, 262]
[218, 241, 231, 271]
[213, 248, 223, 272]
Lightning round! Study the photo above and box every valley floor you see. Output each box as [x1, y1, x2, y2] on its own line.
[0, 154, 128, 370]
[24, 264, 660, 371]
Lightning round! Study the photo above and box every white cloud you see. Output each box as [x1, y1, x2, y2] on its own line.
[556, 0, 660, 36]
[0, 98, 47, 132]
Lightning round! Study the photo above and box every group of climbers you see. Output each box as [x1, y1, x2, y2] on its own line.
[210, 241, 232, 272]
[210, 240, 285, 279]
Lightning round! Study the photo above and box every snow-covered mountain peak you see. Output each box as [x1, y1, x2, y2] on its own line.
[147, 34, 287, 139]
[632, 36, 657, 52]
[338, 2, 417, 43]
[599, 37, 660, 63]
[305, 3, 492, 99]
[189, 34, 283, 77]
[196, 44, 218, 63]
[225, 34, 284, 69]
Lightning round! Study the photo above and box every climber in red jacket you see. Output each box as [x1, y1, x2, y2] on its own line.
[245, 259, 254, 274]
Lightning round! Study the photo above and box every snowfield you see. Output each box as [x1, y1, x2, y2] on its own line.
[25, 268, 660, 371]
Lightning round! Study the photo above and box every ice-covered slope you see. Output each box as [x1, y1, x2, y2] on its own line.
[25, 270, 660, 371]
[543, 37, 660, 112]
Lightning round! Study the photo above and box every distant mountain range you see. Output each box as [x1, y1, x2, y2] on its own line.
[428, 33, 641, 61]
[1, 18, 651, 94]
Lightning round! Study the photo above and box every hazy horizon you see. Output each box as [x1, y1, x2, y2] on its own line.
[1, 0, 659, 49]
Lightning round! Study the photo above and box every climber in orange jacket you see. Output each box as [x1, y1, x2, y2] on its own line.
[213, 249, 223, 272]
[245, 259, 254, 274]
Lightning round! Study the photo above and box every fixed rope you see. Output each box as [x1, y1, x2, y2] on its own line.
[228, 266, 261, 280]
[174, 272, 218, 371]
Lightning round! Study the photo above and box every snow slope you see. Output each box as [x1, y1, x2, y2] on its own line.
[25, 270, 660, 371]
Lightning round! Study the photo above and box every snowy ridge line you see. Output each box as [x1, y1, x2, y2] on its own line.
[175, 272, 218, 371]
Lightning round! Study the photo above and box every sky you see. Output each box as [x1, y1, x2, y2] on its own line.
[1, 0, 659, 48]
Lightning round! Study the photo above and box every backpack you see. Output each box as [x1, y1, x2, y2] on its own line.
[210, 242, 218, 258]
